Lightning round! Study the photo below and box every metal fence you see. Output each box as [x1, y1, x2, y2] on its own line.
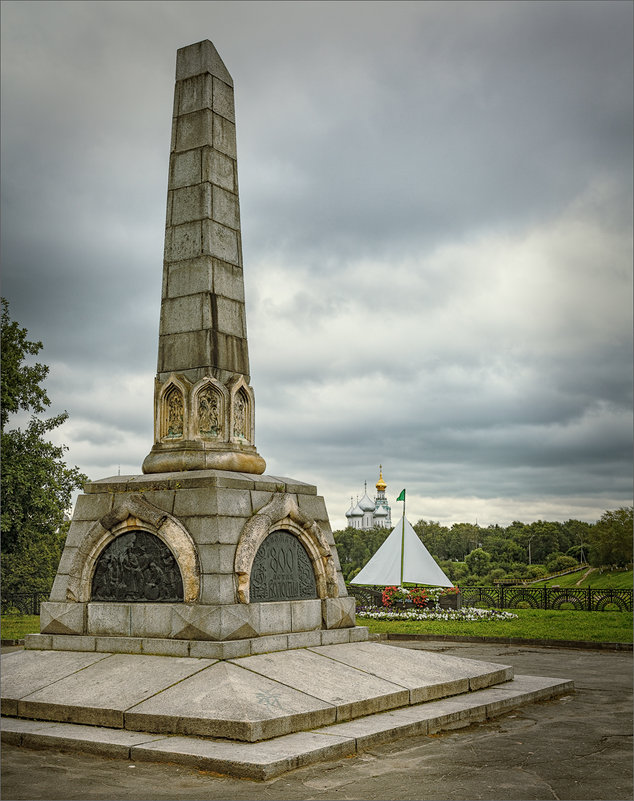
[1, 592, 49, 616]
[347, 585, 632, 612]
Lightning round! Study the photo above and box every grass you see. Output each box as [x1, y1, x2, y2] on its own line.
[530, 567, 633, 589]
[1, 615, 40, 640]
[358, 608, 633, 643]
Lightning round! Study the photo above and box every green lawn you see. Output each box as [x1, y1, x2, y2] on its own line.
[1, 615, 40, 640]
[530, 567, 633, 589]
[358, 608, 633, 643]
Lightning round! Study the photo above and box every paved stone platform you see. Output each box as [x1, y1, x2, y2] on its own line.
[1, 674, 570, 780]
[1, 642, 514, 743]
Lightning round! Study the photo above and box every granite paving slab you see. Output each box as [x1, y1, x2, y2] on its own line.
[309, 641, 513, 702]
[228, 648, 410, 720]
[0, 650, 111, 715]
[125, 660, 337, 741]
[0, 673, 573, 780]
[15, 653, 216, 728]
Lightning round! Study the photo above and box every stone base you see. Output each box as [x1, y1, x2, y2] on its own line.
[142, 443, 266, 475]
[23, 626, 370, 659]
[0, 641, 573, 778]
[0, 673, 573, 780]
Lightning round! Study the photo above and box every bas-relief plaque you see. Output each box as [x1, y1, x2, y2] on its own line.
[91, 531, 184, 602]
[249, 530, 318, 602]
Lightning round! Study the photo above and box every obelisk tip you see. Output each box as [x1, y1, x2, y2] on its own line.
[176, 40, 233, 86]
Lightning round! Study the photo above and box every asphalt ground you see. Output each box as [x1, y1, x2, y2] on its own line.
[1, 640, 631, 801]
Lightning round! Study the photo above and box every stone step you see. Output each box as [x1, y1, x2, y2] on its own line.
[1, 674, 574, 780]
[2, 642, 512, 742]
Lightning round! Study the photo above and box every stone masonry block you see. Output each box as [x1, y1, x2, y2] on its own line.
[24, 633, 52, 650]
[212, 114, 236, 157]
[250, 634, 288, 655]
[55, 545, 79, 577]
[250, 490, 275, 513]
[95, 636, 143, 654]
[51, 635, 96, 652]
[214, 333, 249, 376]
[142, 638, 190, 657]
[216, 516, 247, 544]
[202, 220, 239, 266]
[167, 259, 213, 298]
[219, 604, 260, 640]
[322, 597, 356, 630]
[212, 77, 235, 122]
[212, 259, 244, 302]
[199, 573, 236, 605]
[212, 186, 239, 229]
[136, 490, 175, 516]
[159, 330, 210, 374]
[73, 493, 114, 521]
[173, 488, 218, 517]
[216, 297, 245, 338]
[176, 40, 233, 85]
[48, 574, 72, 603]
[198, 543, 236, 574]
[181, 515, 247, 546]
[291, 599, 322, 632]
[258, 601, 292, 635]
[177, 73, 213, 115]
[171, 605, 221, 640]
[202, 148, 235, 192]
[320, 628, 352, 645]
[170, 149, 201, 189]
[160, 294, 203, 335]
[87, 604, 131, 637]
[287, 630, 322, 649]
[216, 488, 253, 517]
[168, 221, 202, 261]
[297, 494, 330, 525]
[349, 626, 370, 642]
[62, 519, 95, 549]
[170, 184, 212, 226]
[130, 605, 173, 639]
[175, 109, 213, 152]
[40, 602, 86, 636]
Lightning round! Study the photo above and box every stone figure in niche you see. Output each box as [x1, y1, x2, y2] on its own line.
[249, 530, 317, 602]
[91, 531, 183, 602]
[233, 392, 247, 439]
[198, 387, 220, 438]
[166, 388, 184, 438]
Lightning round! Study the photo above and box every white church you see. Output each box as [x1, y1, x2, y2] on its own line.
[345, 467, 392, 530]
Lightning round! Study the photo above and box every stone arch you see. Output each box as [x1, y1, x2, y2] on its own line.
[65, 494, 200, 603]
[158, 374, 191, 442]
[228, 376, 254, 444]
[191, 377, 227, 441]
[234, 493, 339, 603]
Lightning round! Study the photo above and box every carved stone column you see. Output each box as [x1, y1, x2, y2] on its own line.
[142, 40, 265, 474]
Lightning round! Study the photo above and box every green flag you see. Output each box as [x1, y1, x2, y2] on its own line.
[396, 489, 405, 502]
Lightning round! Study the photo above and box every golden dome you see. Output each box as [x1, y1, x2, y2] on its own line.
[376, 465, 387, 492]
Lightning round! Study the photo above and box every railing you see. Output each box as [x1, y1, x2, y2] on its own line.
[1, 592, 49, 616]
[493, 564, 589, 585]
[347, 585, 633, 612]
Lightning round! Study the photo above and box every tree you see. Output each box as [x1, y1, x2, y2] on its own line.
[465, 548, 491, 577]
[587, 508, 633, 568]
[1, 299, 87, 594]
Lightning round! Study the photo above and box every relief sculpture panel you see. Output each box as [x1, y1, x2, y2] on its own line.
[249, 530, 317, 602]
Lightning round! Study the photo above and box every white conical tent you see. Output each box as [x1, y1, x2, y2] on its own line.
[350, 516, 453, 587]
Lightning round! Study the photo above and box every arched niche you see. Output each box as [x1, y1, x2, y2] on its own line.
[91, 529, 184, 602]
[158, 375, 191, 442]
[192, 377, 227, 441]
[228, 376, 254, 444]
[66, 494, 200, 603]
[234, 493, 338, 604]
[249, 529, 318, 603]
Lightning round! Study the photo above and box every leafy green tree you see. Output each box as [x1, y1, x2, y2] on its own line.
[464, 548, 491, 577]
[1, 299, 87, 594]
[587, 508, 633, 568]
[545, 552, 578, 573]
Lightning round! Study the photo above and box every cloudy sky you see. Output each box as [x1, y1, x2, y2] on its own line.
[2, 0, 632, 530]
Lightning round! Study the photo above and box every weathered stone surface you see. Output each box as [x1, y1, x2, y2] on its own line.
[129, 604, 173, 639]
[320, 628, 352, 645]
[259, 602, 292, 636]
[16, 654, 214, 728]
[322, 597, 356, 629]
[51, 635, 96, 652]
[291, 599, 322, 632]
[1, 651, 108, 713]
[40, 602, 86, 636]
[87, 604, 130, 637]
[125, 660, 336, 741]
[310, 642, 511, 704]
[73, 493, 114, 521]
[229, 649, 409, 722]
[249, 634, 289, 655]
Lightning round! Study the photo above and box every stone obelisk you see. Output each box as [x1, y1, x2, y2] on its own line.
[142, 40, 265, 475]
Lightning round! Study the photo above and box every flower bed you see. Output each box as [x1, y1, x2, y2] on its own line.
[356, 605, 518, 622]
